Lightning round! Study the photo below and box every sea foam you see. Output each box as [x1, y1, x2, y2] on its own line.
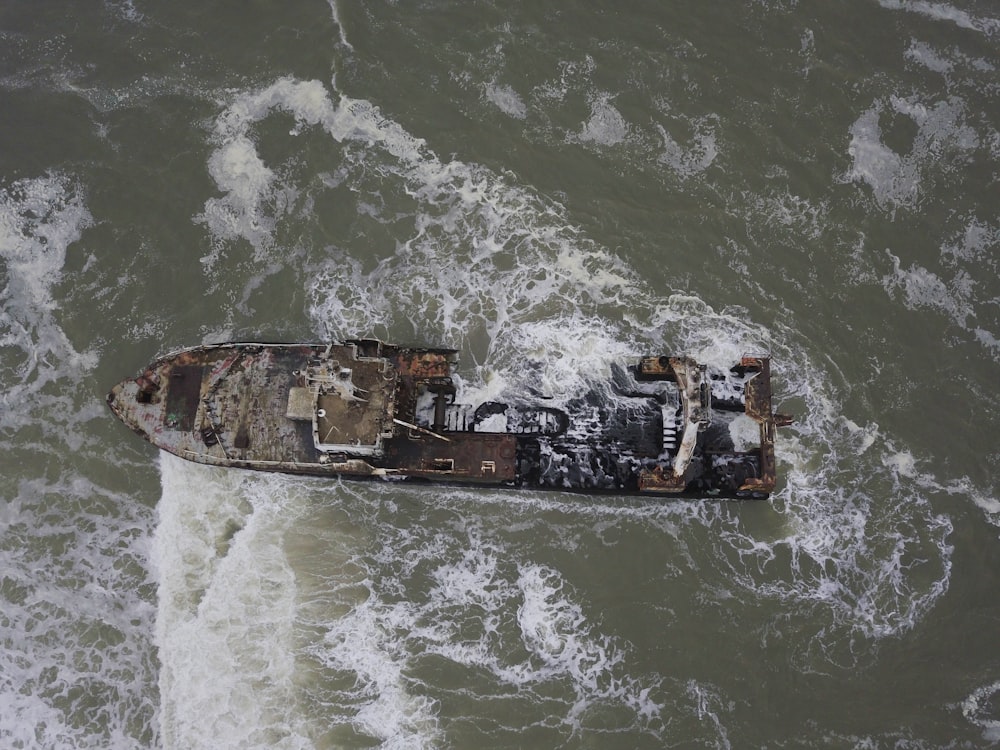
[0, 174, 157, 748]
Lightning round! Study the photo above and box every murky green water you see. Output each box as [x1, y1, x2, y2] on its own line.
[2, 1, 999, 747]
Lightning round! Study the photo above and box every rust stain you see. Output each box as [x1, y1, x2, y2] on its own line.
[395, 351, 455, 378]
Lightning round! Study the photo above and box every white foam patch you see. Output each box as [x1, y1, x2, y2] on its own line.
[514, 564, 659, 721]
[904, 39, 954, 74]
[884, 445, 1000, 529]
[728, 413, 759, 453]
[643, 294, 772, 366]
[200, 138, 277, 263]
[155, 454, 313, 749]
[748, 413, 953, 644]
[684, 326, 955, 654]
[882, 250, 974, 326]
[0, 174, 159, 747]
[195, 78, 640, 375]
[881, 214, 1000, 361]
[534, 56, 597, 103]
[105, 0, 143, 24]
[686, 681, 732, 749]
[484, 82, 527, 119]
[655, 117, 719, 178]
[505, 316, 638, 401]
[943, 218, 1000, 264]
[846, 106, 918, 210]
[313, 595, 442, 747]
[197, 79, 336, 275]
[305, 517, 666, 743]
[326, 0, 353, 51]
[572, 93, 630, 146]
[878, 0, 1000, 37]
[743, 189, 828, 243]
[961, 680, 1000, 743]
[0, 475, 158, 748]
[845, 96, 978, 211]
[0, 174, 98, 435]
[524, 54, 721, 178]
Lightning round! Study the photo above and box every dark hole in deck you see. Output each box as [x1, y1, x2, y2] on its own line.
[165, 365, 204, 432]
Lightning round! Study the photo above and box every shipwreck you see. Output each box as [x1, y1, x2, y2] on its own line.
[107, 340, 792, 498]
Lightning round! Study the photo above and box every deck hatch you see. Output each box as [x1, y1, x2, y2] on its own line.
[164, 365, 203, 431]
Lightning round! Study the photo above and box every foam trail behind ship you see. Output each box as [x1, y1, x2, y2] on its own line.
[155, 455, 314, 749]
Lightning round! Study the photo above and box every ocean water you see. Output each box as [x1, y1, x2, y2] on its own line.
[1, 0, 998, 747]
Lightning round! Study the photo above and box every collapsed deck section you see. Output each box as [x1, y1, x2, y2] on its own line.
[630, 355, 790, 496]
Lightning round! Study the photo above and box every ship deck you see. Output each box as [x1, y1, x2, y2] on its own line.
[108, 341, 791, 496]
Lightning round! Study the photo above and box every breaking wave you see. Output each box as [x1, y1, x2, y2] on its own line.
[0, 174, 98, 436]
[155, 456, 312, 750]
[0, 174, 157, 748]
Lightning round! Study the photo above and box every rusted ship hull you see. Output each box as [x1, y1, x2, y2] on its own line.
[107, 340, 791, 498]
